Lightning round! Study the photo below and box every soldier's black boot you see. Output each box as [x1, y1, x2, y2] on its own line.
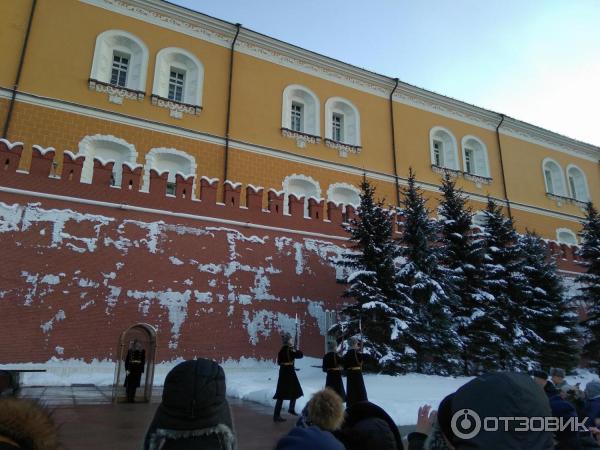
[273, 399, 286, 422]
[288, 399, 298, 415]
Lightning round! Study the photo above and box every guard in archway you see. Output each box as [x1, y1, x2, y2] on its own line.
[343, 337, 367, 405]
[124, 339, 145, 403]
[273, 333, 303, 422]
[322, 342, 346, 402]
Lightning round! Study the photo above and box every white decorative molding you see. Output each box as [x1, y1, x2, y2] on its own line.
[431, 164, 461, 177]
[88, 79, 145, 104]
[556, 227, 578, 245]
[542, 157, 568, 198]
[324, 97, 361, 147]
[461, 135, 490, 178]
[565, 164, 590, 203]
[78, 134, 138, 185]
[281, 84, 320, 136]
[150, 95, 201, 118]
[324, 139, 362, 158]
[463, 172, 492, 187]
[80, 0, 600, 162]
[282, 173, 321, 216]
[327, 182, 360, 209]
[430, 126, 459, 170]
[143, 147, 197, 196]
[281, 128, 321, 148]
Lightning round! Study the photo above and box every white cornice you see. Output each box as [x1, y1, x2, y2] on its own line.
[79, 0, 600, 161]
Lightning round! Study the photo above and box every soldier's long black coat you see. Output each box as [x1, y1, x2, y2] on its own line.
[322, 351, 346, 401]
[124, 348, 146, 388]
[273, 345, 303, 400]
[342, 349, 368, 405]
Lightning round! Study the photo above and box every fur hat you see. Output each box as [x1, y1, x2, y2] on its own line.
[306, 389, 345, 431]
[0, 398, 61, 450]
[585, 380, 600, 399]
[550, 368, 566, 378]
[281, 333, 292, 344]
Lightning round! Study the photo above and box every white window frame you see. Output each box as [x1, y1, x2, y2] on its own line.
[90, 29, 148, 91]
[78, 134, 138, 186]
[556, 228, 578, 245]
[461, 135, 490, 177]
[429, 127, 459, 170]
[168, 67, 186, 102]
[282, 174, 322, 217]
[281, 85, 320, 136]
[152, 47, 204, 106]
[143, 147, 198, 197]
[542, 158, 567, 196]
[290, 102, 304, 132]
[565, 164, 590, 202]
[110, 51, 130, 87]
[324, 97, 360, 146]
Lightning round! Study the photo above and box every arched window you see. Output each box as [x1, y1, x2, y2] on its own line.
[430, 127, 459, 170]
[143, 148, 197, 196]
[556, 228, 578, 245]
[327, 183, 360, 209]
[566, 165, 589, 202]
[78, 135, 138, 186]
[542, 158, 567, 196]
[324, 97, 360, 147]
[281, 85, 320, 137]
[151, 48, 204, 117]
[282, 174, 321, 217]
[461, 135, 490, 178]
[89, 30, 148, 101]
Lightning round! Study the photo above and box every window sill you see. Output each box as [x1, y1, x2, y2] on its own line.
[324, 138, 362, 157]
[88, 78, 145, 104]
[463, 172, 492, 187]
[545, 192, 587, 209]
[281, 128, 321, 148]
[151, 94, 202, 119]
[431, 164, 461, 177]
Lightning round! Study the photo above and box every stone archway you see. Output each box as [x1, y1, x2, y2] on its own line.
[112, 323, 157, 403]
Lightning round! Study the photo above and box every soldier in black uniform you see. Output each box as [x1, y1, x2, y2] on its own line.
[322, 342, 346, 402]
[273, 333, 303, 422]
[342, 337, 367, 405]
[124, 339, 145, 403]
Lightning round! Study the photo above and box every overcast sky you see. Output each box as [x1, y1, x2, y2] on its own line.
[171, 0, 600, 147]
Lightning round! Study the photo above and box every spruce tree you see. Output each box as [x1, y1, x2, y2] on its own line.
[577, 202, 600, 369]
[334, 178, 408, 373]
[481, 199, 539, 370]
[437, 174, 497, 375]
[520, 231, 580, 372]
[396, 169, 460, 374]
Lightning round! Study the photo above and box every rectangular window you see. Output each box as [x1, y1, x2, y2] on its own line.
[568, 176, 577, 199]
[433, 140, 443, 166]
[332, 113, 343, 142]
[464, 148, 473, 174]
[545, 169, 554, 193]
[168, 68, 185, 102]
[291, 103, 303, 132]
[110, 52, 129, 87]
[166, 182, 176, 196]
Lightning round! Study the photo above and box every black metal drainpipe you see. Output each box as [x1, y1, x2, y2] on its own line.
[2, 0, 37, 139]
[495, 113, 513, 220]
[389, 77, 400, 207]
[222, 23, 241, 200]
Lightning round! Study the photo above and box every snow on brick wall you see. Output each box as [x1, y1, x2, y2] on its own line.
[0, 197, 348, 363]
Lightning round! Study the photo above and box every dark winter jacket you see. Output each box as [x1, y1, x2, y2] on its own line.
[583, 397, 600, 430]
[0, 398, 61, 450]
[334, 401, 403, 450]
[450, 372, 554, 450]
[143, 359, 236, 450]
[548, 394, 581, 449]
[407, 424, 453, 450]
[276, 426, 345, 450]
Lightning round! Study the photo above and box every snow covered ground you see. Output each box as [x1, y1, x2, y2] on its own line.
[5, 357, 598, 425]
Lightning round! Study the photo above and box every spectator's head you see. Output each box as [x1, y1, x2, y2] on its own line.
[282, 333, 293, 346]
[585, 380, 600, 400]
[531, 370, 548, 389]
[305, 389, 345, 432]
[144, 359, 234, 450]
[559, 384, 575, 400]
[0, 398, 61, 450]
[549, 368, 565, 385]
[276, 426, 344, 450]
[450, 372, 554, 450]
[349, 337, 359, 350]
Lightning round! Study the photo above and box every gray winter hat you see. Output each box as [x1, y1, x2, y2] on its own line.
[585, 380, 600, 399]
[550, 368, 566, 378]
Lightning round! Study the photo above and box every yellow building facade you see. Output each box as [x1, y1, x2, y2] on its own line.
[1, 0, 598, 244]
